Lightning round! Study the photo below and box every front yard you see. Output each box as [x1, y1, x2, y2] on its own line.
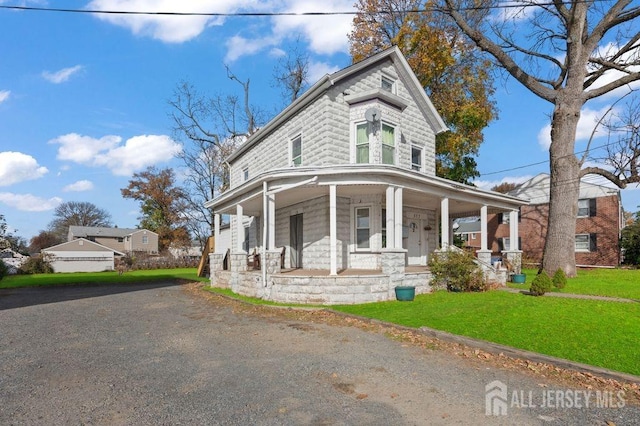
[331, 289, 640, 376]
[510, 268, 640, 300]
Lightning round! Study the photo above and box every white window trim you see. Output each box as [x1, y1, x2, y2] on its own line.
[289, 133, 302, 167]
[352, 205, 373, 252]
[502, 237, 511, 251]
[381, 73, 396, 94]
[577, 199, 590, 218]
[411, 145, 423, 171]
[242, 166, 249, 182]
[352, 121, 370, 164]
[575, 233, 590, 252]
[381, 121, 397, 166]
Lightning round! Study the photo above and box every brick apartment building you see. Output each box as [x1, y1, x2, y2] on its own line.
[489, 174, 623, 267]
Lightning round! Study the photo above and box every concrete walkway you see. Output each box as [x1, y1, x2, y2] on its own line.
[499, 286, 639, 303]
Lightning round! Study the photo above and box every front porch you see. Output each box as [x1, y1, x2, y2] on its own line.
[207, 166, 526, 304]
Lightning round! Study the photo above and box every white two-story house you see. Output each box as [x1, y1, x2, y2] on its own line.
[206, 46, 526, 304]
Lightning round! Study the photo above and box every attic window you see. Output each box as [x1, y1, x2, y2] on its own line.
[243, 166, 249, 181]
[381, 75, 395, 93]
[291, 134, 302, 167]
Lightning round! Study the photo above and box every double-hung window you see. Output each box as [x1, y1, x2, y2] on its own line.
[411, 146, 422, 171]
[577, 199, 596, 217]
[291, 134, 302, 166]
[355, 207, 371, 250]
[381, 76, 395, 93]
[356, 123, 369, 163]
[575, 234, 596, 252]
[381, 123, 395, 165]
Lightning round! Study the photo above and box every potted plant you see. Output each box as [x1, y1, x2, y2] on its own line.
[394, 285, 416, 301]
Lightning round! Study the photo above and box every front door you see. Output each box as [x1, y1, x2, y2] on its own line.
[290, 214, 303, 269]
[405, 219, 423, 265]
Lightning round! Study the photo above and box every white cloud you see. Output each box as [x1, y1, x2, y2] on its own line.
[50, 133, 182, 176]
[42, 65, 84, 84]
[225, 35, 277, 63]
[0, 152, 48, 186]
[63, 180, 94, 192]
[271, 0, 354, 56]
[0, 192, 62, 212]
[0, 90, 10, 103]
[87, 0, 256, 43]
[587, 41, 640, 100]
[493, 1, 540, 22]
[537, 105, 615, 150]
[474, 175, 533, 191]
[308, 60, 340, 83]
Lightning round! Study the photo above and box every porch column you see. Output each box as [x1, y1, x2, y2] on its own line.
[394, 187, 403, 249]
[214, 213, 221, 253]
[510, 209, 519, 250]
[267, 195, 276, 250]
[385, 186, 395, 249]
[480, 205, 488, 251]
[329, 184, 337, 275]
[236, 204, 245, 253]
[476, 205, 492, 266]
[440, 198, 449, 249]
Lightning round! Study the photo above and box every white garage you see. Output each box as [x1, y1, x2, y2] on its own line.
[43, 238, 124, 273]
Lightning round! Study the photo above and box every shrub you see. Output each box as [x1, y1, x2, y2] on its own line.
[428, 249, 487, 292]
[0, 259, 7, 280]
[529, 271, 553, 296]
[19, 254, 54, 274]
[552, 268, 567, 289]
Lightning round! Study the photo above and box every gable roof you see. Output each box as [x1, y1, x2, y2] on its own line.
[509, 173, 620, 204]
[226, 46, 448, 163]
[43, 238, 125, 255]
[68, 226, 157, 238]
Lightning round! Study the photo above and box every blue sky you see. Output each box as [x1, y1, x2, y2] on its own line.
[1, 1, 639, 241]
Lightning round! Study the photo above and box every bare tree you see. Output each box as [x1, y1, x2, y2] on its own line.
[48, 201, 112, 242]
[169, 69, 263, 246]
[441, 1, 640, 276]
[272, 39, 310, 104]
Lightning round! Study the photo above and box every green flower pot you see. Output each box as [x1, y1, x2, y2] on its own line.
[512, 273, 526, 284]
[395, 286, 416, 301]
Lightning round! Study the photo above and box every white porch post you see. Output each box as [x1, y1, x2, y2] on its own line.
[214, 213, 221, 253]
[267, 195, 276, 250]
[236, 204, 245, 253]
[510, 210, 519, 250]
[480, 205, 488, 251]
[476, 205, 492, 266]
[394, 187, 403, 249]
[386, 186, 395, 249]
[329, 185, 337, 275]
[440, 198, 449, 249]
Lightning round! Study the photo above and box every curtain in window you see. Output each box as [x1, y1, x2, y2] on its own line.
[356, 124, 369, 163]
[382, 124, 395, 165]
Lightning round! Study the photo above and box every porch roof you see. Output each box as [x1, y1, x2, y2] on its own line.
[205, 165, 527, 217]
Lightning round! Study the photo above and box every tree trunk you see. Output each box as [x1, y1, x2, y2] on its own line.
[541, 94, 582, 277]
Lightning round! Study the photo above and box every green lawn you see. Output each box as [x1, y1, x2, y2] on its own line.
[509, 268, 640, 300]
[0, 268, 207, 289]
[332, 290, 640, 376]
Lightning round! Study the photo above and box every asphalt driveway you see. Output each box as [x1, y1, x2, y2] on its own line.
[1, 282, 637, 425]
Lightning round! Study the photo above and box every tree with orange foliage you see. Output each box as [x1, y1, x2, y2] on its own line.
[349, 0, 497, 184]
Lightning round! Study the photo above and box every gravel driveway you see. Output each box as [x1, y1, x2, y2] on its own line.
[1, 282, 637, 425]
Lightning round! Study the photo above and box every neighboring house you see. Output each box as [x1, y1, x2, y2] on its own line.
[453, 218, 481, 250]
[68, 226, 159, 255]
[206, 46, 527, 304]
[489, 174, 623, 267]
[43, 238, 124, 273]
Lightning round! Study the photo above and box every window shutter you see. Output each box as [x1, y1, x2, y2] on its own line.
[518, 237, 522, 251]
[518, 208, 521, 222]
[589, 233, 597, 252]
[497, 239, 504, 251]
[589, 198, 597, 217]
[498, 213, 503, 224]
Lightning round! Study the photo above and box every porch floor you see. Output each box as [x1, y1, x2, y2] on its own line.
[275, 266, 430, 276]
